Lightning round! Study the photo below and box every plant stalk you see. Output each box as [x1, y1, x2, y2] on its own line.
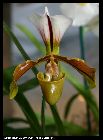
[41, 95, 46, 136]
[79, 26, 92, 134]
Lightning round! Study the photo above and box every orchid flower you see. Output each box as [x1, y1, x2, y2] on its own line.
[60, 3, 99, 27]
[10, 7, 96, 105]
[86, 15, 99, 37]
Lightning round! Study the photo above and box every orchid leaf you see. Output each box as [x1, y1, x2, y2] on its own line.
[50, 105, 66, 136]
[41, 96, 46, 136]
[16, 24, 46, 54]
[15, 92, 42, 135]
[19, 78, 39, 92]
[63, 121, 88, 136]
[3, 126, 34, 136]
[64, 94, 79, 119]
[3, 66, 42, 135]
[3, 22, 30, 61]
[3, 118, 28, 126]
[3, 21, 38, 75]
[61, 66, 99, 123]
[3, 117, 91, 136]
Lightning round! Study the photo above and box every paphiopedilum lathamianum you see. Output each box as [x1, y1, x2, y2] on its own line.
[10, 7, 96, 105]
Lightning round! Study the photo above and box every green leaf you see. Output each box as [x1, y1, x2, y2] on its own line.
[3, 126, 34, 136]
[16, 24, 46, 55]
[50, 105, 66, 136]
[64, 94, 79, 119]
[19, 78, 39, 92]
[3, 21, 38, 75]
[3, 118, 28, 126]
[15, 92, 42, 135]
[63, 121, 88, 136]
[45, 122, 88, 136]
[3, 22, 30, 61]
[61, 66, 99, 124]
[41, 96, 46, 136]
[45, 124, 57, 135]
[3, 66, 41, 134]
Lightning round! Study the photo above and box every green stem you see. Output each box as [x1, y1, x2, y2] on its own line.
[79, 26, 92, 134]
[41, 96, 46, 136]
[50, 105, 66, 136]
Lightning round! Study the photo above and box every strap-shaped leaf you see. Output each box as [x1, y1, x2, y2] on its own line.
[16, 24, 46, 54]
[53, 55, 96, 88]
[15, 92, 42, 135]
[3, 21, 38, 75]
[64, 94, 79, 119]
[50, 105, 66, 136]
[61, 66, 99, 123]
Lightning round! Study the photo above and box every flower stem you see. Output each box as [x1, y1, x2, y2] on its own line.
[41, 95, 46, 136]
[79, 26, 92, 134]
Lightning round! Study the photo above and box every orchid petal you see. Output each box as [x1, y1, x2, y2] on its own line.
[53, 55, 96, 88]
[9, 56, 52, 99]
[13, 60, 37, 81]
[12, 56, 52, 81]
[60, 3, 99, 26]
[9, 80, 18, 99]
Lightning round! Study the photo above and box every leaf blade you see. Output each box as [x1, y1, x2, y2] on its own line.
[64, 94, 79, 119]
[61, 66, 99, 123]
[3, 21, 38, 75]
[15, 92, 42, 135]
[50, 105, 66, 136]
[16, 24, 46, 54]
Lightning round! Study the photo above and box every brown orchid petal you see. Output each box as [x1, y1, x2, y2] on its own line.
[13, 55, 51, 81]
[13, 60, 36, 81]
[53, 55, 96, 88]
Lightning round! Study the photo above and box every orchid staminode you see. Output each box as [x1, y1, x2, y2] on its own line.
[9, 7, 96, 105]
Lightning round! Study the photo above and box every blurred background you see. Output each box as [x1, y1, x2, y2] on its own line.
[3, 3, 99, 128]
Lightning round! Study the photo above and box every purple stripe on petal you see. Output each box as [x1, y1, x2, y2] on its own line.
[47, 15, 53, 52]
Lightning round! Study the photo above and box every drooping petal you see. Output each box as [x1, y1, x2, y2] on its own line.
[9, 80, 18, 99]
[13, 56, 52, 81]
[53, 55, 96, 88]
[13, 60, 37, 81]
[9, 56, 52, 99]
[60, 3, 99, 26]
